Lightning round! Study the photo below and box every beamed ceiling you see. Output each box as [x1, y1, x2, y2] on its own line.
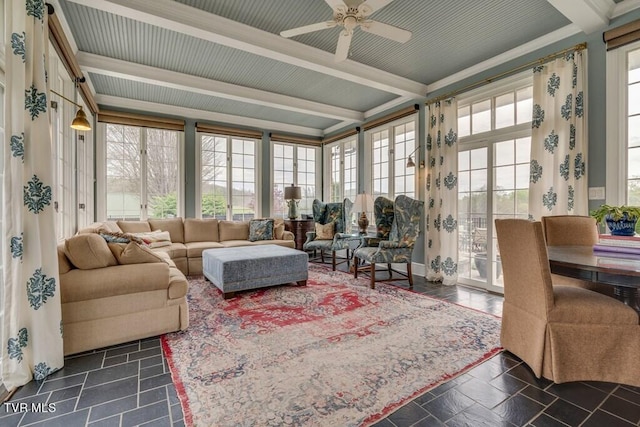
[54, 0, 640, 136]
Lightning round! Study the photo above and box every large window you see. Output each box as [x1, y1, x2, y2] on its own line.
[457, 74, 532, 293]
[607, 41, 640, 209]
[366, 117, 416, 199]
[104, 124, 182, 220]
[325, 137, 357, 203]
[627, 48, 640, 205]
[272, 141, 319, 218]
[199, 133, 258, 220]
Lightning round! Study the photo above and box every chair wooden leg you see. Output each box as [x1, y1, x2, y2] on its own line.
[332, 251, 336, 271]
[407, 263, 413, 288]
[321, 250, 325, 263]
[387, 263, 392, 278]
[354, 257, 359, 278]
[370, 263, 376, 289]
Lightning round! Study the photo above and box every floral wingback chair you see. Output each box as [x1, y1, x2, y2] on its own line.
[353, 195, 424, 289]
[303, 198, 356, 270]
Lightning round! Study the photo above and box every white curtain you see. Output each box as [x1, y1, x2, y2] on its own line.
[2, 0, 63, 390]
[425, 99, 459, 285]
[529, 49, 588, 218]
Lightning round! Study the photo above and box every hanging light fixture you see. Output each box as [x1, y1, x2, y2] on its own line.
[50, 77, 92, 131]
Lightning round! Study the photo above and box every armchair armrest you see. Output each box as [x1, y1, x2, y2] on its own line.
[379, 241, 411, 249]
[361, 236, 382, 247]
[304, 231, 317, 245]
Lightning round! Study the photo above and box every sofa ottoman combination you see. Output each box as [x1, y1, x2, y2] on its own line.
[58, 217, 298, 354]
[203, 244, 308, 299]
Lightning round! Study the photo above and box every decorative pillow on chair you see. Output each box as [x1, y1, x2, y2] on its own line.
[249, 219, 275, 242]
[315, 222, 335, 240]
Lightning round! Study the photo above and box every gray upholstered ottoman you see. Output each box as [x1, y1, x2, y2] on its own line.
[202, 245, 308, 299]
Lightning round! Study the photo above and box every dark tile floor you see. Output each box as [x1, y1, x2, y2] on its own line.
[2, 264, 639, 427]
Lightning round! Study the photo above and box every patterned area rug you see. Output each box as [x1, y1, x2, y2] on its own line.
[162, 265, 501, 427]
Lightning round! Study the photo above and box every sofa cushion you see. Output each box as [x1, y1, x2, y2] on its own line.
[131, 230, 172, 248]
[58, 244, 73, 274]
[117, 221, 151, 233]
[78, 221, 123, 235]
[274, 219, 285, 240]
[185, 241, 225, 258]
[64, 234, 118, 270]
[152, 242, 187, 259]
[184, 218, 219, 243]
[219, 221, 249, 241]
[249, 219, 274, 241]
[149, 218, 184, 243]
[108, 242, 167, 265]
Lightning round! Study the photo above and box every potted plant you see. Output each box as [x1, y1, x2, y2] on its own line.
[589, 204, 640, 236]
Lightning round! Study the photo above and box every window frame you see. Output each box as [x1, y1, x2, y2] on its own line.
[196, 132, 261, 220]
[363, 114, 418, 200]
[97, 123, 185, 221]
[323, 136, 357, 203]
[270, 140, 321, 218]
[606, 40, 640, 205]
[456, 72, 533, 294]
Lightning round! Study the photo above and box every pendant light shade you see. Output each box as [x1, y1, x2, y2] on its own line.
[71, 108, 91, 131]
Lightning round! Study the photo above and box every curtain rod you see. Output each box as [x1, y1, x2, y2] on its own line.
[425, 42, 587, 105]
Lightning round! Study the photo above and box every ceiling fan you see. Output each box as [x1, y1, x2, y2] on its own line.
[280, 0, 412, 62]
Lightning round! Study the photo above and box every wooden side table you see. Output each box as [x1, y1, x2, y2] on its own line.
[284, 219, 315, 251]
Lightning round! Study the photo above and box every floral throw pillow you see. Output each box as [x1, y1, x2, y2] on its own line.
[249, 219, 275, 242]
[315, 222, 335, 240]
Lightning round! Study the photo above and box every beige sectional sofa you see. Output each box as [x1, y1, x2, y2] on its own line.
[58, 217, 294, 355]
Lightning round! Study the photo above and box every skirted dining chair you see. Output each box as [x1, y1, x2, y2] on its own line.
[541, 215, 613, 296]
[353, 195, 424, 289]
[495, 219, 640, 386]
[303, 198, 356, 270]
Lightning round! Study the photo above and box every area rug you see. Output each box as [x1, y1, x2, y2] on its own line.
[161, 264, 502, 427]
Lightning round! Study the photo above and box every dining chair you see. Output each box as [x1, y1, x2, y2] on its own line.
[541, 215, 613, 296]
[353, 195, 424, 289]
[495, 219, 640, 386]
[303, 198, 356, 270]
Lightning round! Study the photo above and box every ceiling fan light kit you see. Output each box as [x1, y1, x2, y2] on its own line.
[280, 0, 412, 62]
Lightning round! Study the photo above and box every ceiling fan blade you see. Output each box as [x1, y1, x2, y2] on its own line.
[280, 21, 337, 38]
[359, 0, 394, 13]
[335, 31, 353, 62]
[324, 0, 347, 9]
[360, 20, 411, 43]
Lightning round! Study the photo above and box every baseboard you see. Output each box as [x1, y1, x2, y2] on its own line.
[412, 262, 426, 277]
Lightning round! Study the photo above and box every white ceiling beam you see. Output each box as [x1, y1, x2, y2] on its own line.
[611, 0, 640, 18]
[96, 95, 324, 137]
[65, 0, 428, 98]
[78, 52, 363, 122]
[546, 0, 614, 34]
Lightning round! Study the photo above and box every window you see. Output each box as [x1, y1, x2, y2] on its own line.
[325, 137, 357, 203]
[272, 141, 320, 217]
[628, 48, 640, 205]
[366, 117, 416, 199]
[104, 124, 182, 220]
[606, 41, 640, 210]
[199, 133, 258, 220]
[457, 74, 533, 293]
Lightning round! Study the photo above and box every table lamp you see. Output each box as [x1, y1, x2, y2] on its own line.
[352, 192, 374, 234]
[284, 184, 302, 219]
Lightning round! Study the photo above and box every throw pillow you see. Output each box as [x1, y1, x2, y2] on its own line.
[249, 219, 275, 242]
[99, 230, 145, 244]
[132, 230, 172, 248]
[108, 242, 167, 265]
[64, 234, 118, 270]
[315, 222, 335, 240]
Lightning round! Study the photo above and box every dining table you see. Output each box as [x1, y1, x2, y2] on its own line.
[547, 245, 640, 313]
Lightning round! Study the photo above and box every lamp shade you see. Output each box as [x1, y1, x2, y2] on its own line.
[284, 184, 302, 200]
[352, 193, 374, 213]
[71, 108, 91, 131]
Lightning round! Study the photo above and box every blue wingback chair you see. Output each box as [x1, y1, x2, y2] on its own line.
[303, 198, 356, 270]
[353, 195, 424, 289]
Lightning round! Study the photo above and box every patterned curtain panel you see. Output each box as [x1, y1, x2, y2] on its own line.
[2, 0, 64, 390]
[425, 100, 459, 285]
[529, 50, 587, 218]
